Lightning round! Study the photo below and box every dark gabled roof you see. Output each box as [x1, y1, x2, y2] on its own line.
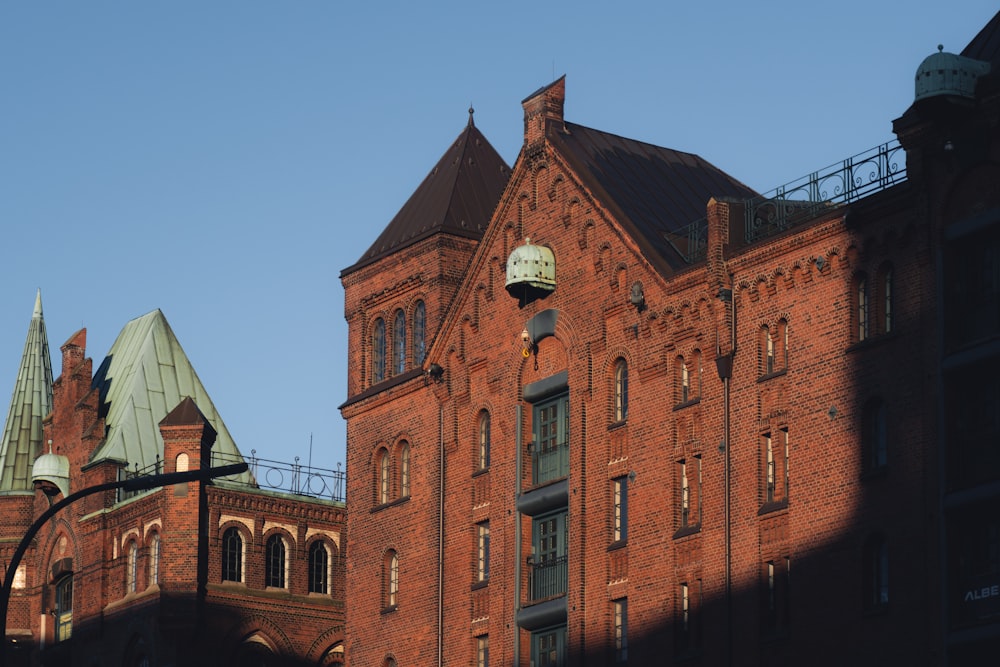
[962, 10, 1000, 64]
[551, 122, 757, 267]
[342, 111, 512, 276]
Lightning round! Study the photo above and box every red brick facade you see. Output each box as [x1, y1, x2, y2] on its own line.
[0, 330, 346, 666]
[342, 23, 1000, 667]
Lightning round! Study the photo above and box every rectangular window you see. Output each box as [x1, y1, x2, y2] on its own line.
[532, 393, 569, 485]
[612, 477, 628, 544]
[476, 635, 489, 667]
[675, 580, 701, 655]
[532, 626, 566, 667]
[676, 456, 702, 533]
[762, 430, 789, 507]
[762, 557, 791, 636]
[531, 512, 568, 600]
[613, 599, 628, 663]
[477, 522, 491, 583]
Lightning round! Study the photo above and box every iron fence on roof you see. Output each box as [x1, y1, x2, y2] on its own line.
[744, 139, 906, 243]
[667, 139, 907, 263]
[211, 449, 346, 503]
[117, 456, 164, 502]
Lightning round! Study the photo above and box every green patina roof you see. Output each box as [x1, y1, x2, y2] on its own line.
[88, 309, 248, 480]
[0, 290, 54, 492]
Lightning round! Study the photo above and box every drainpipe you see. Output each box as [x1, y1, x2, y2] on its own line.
[438, 405, 445, 667]
[715, 277, 736, 667]
[513, 404, 523, 664]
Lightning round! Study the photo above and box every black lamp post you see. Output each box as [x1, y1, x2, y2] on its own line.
[0, 462, 248, 666]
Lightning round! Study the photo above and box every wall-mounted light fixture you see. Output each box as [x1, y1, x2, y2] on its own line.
[520, 328, 537, 358]
[427, 363, 444, 383]
[629, 281, 647, 312]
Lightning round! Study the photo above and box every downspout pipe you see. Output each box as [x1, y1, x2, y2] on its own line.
[715, 276, 736, 667]
[437, 405, 445, 667]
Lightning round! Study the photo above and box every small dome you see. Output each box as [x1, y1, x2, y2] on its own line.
[32, 449, 70, 497]
[505, 238, 556, 303]
[915, 45, 991, 101]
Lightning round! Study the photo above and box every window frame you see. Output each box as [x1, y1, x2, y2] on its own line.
[856, 274, 870, 343]
[761, 429, 789, 510]
[393, 309, 406, 375]
[476, 521, 491, 584]
[55, 574, 73, 642]
[398, 441, 410, 499]
[478, 410, 491, 470]
[265, 534, 288, 589]
[148, 532, 160, 587]
[384, 550, 399, 611]
[376, 447, 390, 505]
[613, 358, 628, 423]
[613, 598, 628, 663]
[372, 317, 386, 384]
[412, 300, 426, 365]
[612, 476, 628, 545]
[863, 534, 889, 612]
[476, 635, 489, 667]
[221, 526, 244, 583]
[126, 540, 138, 594]
[308, 540, 330, 595]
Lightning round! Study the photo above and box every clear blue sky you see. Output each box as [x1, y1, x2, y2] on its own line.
[1, 1, 995, 471]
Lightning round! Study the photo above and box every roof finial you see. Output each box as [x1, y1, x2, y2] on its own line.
[468, 104, 475, 127]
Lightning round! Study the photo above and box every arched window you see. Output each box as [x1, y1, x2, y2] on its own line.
[613, 359, 628, 422]
[764, 325, 775, 375]
[222, 527, 244, 583]
[377, 448, 390, 505]
[478, 411, 491, 470]
[677, 356, 691, 404]
[878, 265, 893, 334]
[764, 322, 788, 375]
[863, 534, 889, 610]
[309, 541, 330, 594]
[413, 300, 426, 365]
[372, 318, 386, 384]
[384, 550, 399, 610]
[266, 535, 287, 588]
[399, 442, 411, 499]
[862, 398, 887, 472]
[148, 533, 160, 587]
[393, 309, 406, 375]
[55, 575, 73, 642]
[856, 275, 869, 342]
[126, 541, 138, 594]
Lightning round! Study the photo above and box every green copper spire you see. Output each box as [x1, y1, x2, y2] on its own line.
[0, 290, 54, 492]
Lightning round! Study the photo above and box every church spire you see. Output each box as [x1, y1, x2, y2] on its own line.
[0, 290, 54, 491]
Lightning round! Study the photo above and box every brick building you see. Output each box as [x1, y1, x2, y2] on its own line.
[341, 12, 1000, 667]
[0, 299, 347, 666]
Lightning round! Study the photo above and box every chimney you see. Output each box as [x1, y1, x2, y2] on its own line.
[522, 76, 566, 149]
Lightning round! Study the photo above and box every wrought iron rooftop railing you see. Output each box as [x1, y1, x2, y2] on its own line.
[212, 450, 346, 503]
[116, 452, 345, 503]
[667, 138, 907, 263]
[117, 457, 164, 502]
[745, 139, 906, 243]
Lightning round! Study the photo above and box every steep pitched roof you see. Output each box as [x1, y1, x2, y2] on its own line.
[962, 10, 1000, 64]
[0, 290, 54, 492]
[551, 122, 757, 269]
[88, 310, 246, 478]
[342, 110, 512, 275]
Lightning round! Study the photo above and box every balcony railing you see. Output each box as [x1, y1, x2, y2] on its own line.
[528, 554, 568, 601]
[666, 139, 908, 263]
[530, 440, 569, 486]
